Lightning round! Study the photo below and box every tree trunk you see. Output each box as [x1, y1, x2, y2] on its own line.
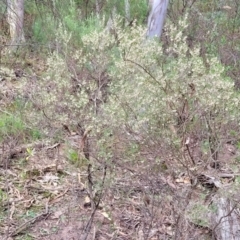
[211, 197, 240, 240]
[7, 0, 25, 50]
[147, 0, 169, 38]
[124, 0, 130, 25]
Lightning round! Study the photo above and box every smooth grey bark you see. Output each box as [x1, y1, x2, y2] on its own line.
[124, 0, 130, 25]
[7, 0, 25, 50]
[147, 0, 169, 38]
[211, 197, 240, 240]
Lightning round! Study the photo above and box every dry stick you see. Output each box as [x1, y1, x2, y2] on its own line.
[174, 187, 195, 240]
[185, 141, 195, 165]
[205, 115, 220, 161]
[9, 203, 50, 237]
[9, 212, 50, 237]
[81, 165, 107, 240]
[0, 109, 12, 115]
[49, 188, 69, 204]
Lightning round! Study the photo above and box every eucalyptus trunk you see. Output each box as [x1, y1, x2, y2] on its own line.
[147, 0, 169, 38]
[7, 0, 25, 50]
[124, 0, 130, 25]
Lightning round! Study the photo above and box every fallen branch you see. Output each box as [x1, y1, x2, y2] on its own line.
[9, 206, 50, 237]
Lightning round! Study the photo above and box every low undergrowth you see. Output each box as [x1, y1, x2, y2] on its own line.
[1, 14, 240, 239]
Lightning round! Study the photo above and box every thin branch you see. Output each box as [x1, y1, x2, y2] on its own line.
[81, 165, 107, 240]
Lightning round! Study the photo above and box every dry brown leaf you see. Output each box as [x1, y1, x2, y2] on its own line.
[24, 198, 35, 209]
[51, 210, 64, 219]
[85, 196, 90, 203]
[183, 177, 191, 184]
[101, 211, 111, 221]
[83, 196, 91, 208]
[9, 202, 15, 220]
[176, 176, 191, 185]
[222, 5, 231, 10]
[167, 176, 177, 189]
[175, 178, 184, 183]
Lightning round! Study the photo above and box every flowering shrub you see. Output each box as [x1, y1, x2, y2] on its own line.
[38, 15, 240, 165]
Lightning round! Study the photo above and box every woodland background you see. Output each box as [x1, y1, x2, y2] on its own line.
[0, 0, 240, 239]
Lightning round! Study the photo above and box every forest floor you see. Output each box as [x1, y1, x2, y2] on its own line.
[0, 54, 240, 240]
[0, 136, 213, 240]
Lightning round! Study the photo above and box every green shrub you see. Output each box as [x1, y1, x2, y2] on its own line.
[38, 15, 240, 166]
[0, 113, 41, 142]
[0, 113, 26, 140]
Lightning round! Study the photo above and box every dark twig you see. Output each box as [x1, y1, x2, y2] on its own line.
[81, 164, 107, 240]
